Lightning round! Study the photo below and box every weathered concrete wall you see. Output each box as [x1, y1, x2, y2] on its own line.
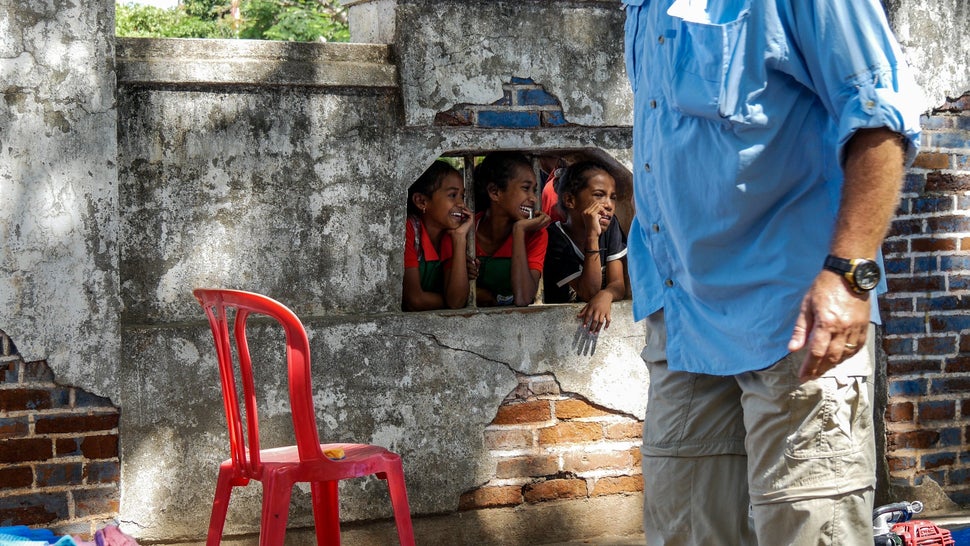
[887, 0, 970, 108]
[115, 18, 641, 540]
[0, 0, 120, 399]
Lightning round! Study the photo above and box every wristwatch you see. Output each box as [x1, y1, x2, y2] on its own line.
[823, 255, 881, 293]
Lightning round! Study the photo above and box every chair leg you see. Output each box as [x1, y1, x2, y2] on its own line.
[206, 465, 235, 546]
[260, 473, 294, 546]
[311, 480, 341, 545]
[384, 461, 416, 546]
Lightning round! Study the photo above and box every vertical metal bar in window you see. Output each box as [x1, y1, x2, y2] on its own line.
[530, 154, 545, 304]
[463, 154, 477, 308]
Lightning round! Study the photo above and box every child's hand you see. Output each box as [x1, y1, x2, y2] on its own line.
[452, 205, 473, 237]
[582, 202, 609, 237]
[578, 291, 614, 333]
[518, 209, 552, 232]
[466, 256, 480, 280]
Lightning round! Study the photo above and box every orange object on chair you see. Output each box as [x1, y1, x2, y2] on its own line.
[194, 288, 416, 546]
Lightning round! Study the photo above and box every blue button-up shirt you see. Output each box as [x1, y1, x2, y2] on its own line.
[624, 0, 923, 375]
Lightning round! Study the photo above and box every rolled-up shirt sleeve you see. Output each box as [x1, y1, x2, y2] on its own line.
[787, 0, 923, 166]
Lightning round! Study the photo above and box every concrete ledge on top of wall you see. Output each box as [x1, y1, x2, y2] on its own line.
[116, 38, 398, 89]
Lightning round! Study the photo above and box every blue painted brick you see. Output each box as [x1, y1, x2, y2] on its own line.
[902, 172, 926, 194]
[916, 296, 960, 312]
[476, 110, 540, 128]
[516, 88, 559, 106]
[510, 77, 536, 85]
[912, 196, 955, 214]
[0, 493, 69, 526]
[955, 115, 970, 130]
[948, 275, 970, 290]
[883, 337, 915, 356]
[950, 466, 970, 483]
[883, 316, 925, 336]
[920, 451, 956, 469]
[542, 110, 568, 127]
[889, 378, 927, 397]
[914, 256, 938, 272]
[959, 194, 970, 209]
[941, 255, 970, 271]
[889, 217, 923, 237]
[940, 427, 962, 447]
[925, 131, 970, 149]
[35, 462, 84, 486]
[86, 461, 121, 484]
[949, 490, 970, 505]
[930, 315, 970, 332]
[74, 389, 114, 408]
[884, 257, 911, 275]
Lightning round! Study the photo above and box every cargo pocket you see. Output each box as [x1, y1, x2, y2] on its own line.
[786, 376, 867, 460]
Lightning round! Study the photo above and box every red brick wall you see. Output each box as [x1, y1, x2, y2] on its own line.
[459, 373, 643, 510]
[0, 330, 120, 536]
[881, 93, 970, 504]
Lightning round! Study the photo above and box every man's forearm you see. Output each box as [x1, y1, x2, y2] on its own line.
[831, 127, 906, 259]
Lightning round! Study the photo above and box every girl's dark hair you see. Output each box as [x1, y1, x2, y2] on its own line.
[473, 151, 533, 208]
[555, 160, 611, 215]
[407, 160, 461, 217]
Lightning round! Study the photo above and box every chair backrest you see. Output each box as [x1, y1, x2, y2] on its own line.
[193, 289, 324, 478]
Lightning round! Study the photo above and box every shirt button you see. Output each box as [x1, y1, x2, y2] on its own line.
[650, 99, 657, 108]
[651, 224, 660, 232]
[644, 163, 651, 173]
[664, 279, 674, 287]
[658, 35, 665, 44]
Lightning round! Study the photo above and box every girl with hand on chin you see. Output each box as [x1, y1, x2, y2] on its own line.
[543, 161, 627, 333]
[402, 160, 473, 311]
[473, 152, 551, 307]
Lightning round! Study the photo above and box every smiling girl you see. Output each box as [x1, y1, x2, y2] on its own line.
[473, 152, 551, 307]
[543, 161, 627, 332]
[403, 160, 473, 311]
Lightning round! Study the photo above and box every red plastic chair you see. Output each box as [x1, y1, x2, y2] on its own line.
[193, 288, 416, 546]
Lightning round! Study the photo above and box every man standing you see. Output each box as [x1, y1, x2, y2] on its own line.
[623, 1, 923, 544]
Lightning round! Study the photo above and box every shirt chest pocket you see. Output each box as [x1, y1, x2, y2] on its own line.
[664, 6, 766, 124]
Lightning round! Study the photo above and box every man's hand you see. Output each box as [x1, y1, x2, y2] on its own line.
[788, 270, 870, 382]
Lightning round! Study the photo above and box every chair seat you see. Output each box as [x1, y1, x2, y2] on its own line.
[243, 443, 405, 482]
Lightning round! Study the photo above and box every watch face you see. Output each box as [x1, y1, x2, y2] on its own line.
[854, 261, 881, 291]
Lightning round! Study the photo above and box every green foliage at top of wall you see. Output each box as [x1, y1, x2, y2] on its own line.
[115, 0, 350, 42]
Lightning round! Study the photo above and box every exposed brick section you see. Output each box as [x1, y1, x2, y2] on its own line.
[461, 375, 642, 511]
[434, 77, 571, 129]
[0, 330, 120, 535]
[590, 475, 644, 497]
[523, 478, 588, 503]
[883, 108, 970, 501]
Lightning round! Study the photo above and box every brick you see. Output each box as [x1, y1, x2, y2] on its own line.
[941, 256, 970, 271]
[882, 336, 914, 356]
[0, 388, 52, 411]
[514, 88, 559, 107]
[879, 296, 913, 314]
[523, 478, 588, 503]
[887, 456, 916, 472]
[912, 152, 952, 170]
[917, 297, 969, 314]
[887, 275, 945, 294]
[926, 214, 970, 233]
[886, 402, 914, 423]
[888, 379, 928, 397]
[888, 430, 939, 450]
[495, 455, 559, 479]
[80, 434, 119, 459]
[918, 400, 956, 422]
[882, 239, 908, 255]
[555, 399, 611, 420]
[22, 361, 54, 382]
[484, 428, 534, 450]
[35, 463, 84, 487]
[944, 357, 970, 373]
[882, 316, 926, 336]
[900, 172, 926, 194]
[562, 450, 635, 473]
[0, 417, 29, 439]
[458, 486, 522, 510]
[0, 438, 52, 464]
[887, 359, 942, 375]
[912, 195, 955, 213]
[883, 257, 912, 275]
[913, 256, 938, 273]
[932, 377, 970, 395]
[541, 111, 568, 127]
[56, 438, 82, 457]
[73, 487, 120, 518]
[476, 110, 540, 129]
[888, 217, 924, 237]
[939, 427, 962, 447]
[911, 237, 958, 252]
[921, 451, 956, 470]
[919, 114, 948, 129]
[963, 399, 970, 418]
[526, 376, 560, 396]
[960, 195, 970, 210]
[949, 275, 970, 290]
[85, 461, 121, 484]
[0, 492, 69, 526]
[35, 413, 118, 434]
[605, 421, 642, 440]
[916, 334, 958, 354]
[538, 422, 604, 445]
[492, 400, 552, 426]
[0, 466, 33, 489]
[73, 389, 114, 409]
[590, 475, 643, 496]
[924, 132, 970, 150]
[930, 315, 970, 334]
